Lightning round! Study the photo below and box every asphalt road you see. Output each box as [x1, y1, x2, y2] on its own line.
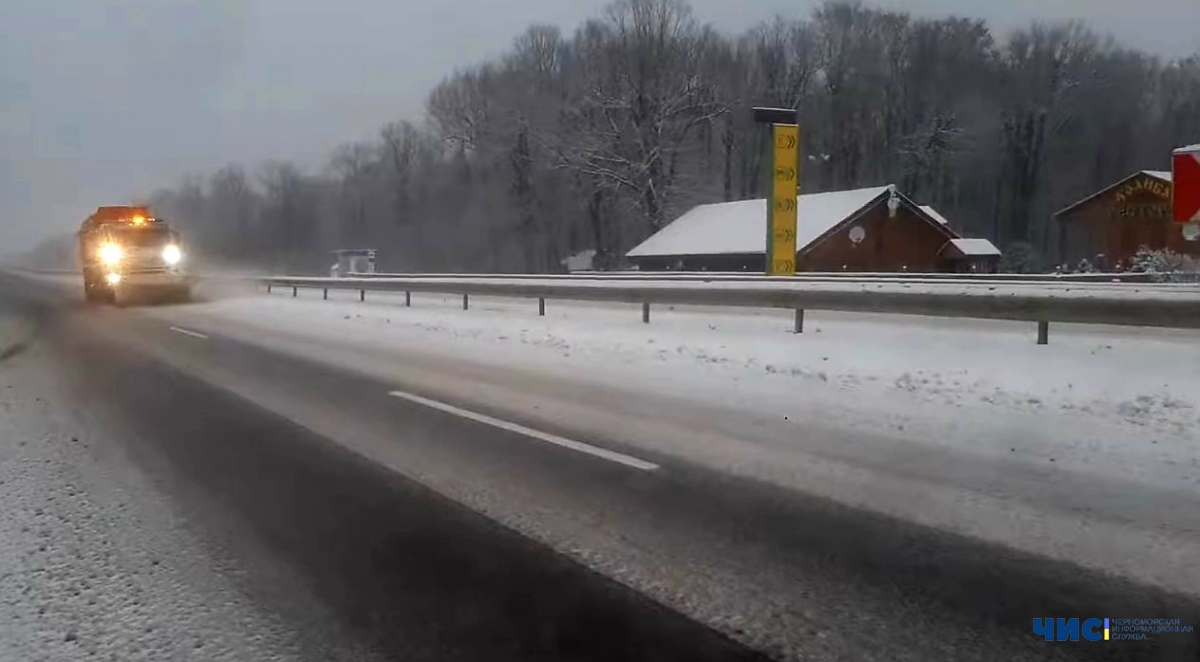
[3, 271, 1199, 662]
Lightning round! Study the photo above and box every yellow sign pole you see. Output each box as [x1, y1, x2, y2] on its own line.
[767, 124, 799, 275]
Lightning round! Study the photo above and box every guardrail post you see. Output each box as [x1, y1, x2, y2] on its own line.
[267, 283, 272, 294]
[323, 288, 328, 300]
[1037, 321, 1049, 345]
[462, 293, 469, 310]
[405, 291, 411, 307]
[794, 309, 804, 334]
[360, 289, 365, 302]
[642, 301, 650, 324]
[292, 286, 297, 298]
[538, 297, 545, 316]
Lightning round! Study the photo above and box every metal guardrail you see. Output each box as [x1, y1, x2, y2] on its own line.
[14, 263, 1195, 285]
[262, 274, 1200, 344]
[350, 270, 1200, 285]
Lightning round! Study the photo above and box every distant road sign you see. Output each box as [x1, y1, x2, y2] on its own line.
[1174, 144, 1200, 223]
[767, 124, 799, 276]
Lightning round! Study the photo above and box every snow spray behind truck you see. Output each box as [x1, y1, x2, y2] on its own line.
[78, 206, 191, 304]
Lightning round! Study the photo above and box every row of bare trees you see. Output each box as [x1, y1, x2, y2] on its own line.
[145, 0, 1200, 274]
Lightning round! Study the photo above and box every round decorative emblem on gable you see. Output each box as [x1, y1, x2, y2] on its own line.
[848, 225, 866, 244]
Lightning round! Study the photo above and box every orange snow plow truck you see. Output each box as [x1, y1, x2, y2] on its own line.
[78, 206, 191, 304]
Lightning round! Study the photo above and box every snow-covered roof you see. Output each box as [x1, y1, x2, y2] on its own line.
[920, 205, 951, 226]
[1143, 170, 1173, 182]
[944, 238, 1001, 257]
[1174, 144, 1200, 154]
[627, 186, 890, 258]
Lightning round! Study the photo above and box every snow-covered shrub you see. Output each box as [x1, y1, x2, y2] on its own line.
[1127, 247, 1200, 282]
[999, 241, 1042, 274]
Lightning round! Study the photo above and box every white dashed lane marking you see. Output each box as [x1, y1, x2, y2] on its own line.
[169, 326, 208, 339]
[388, 389, 660, 471]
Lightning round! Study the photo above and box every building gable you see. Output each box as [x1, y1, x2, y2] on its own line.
[1055, 170, 1197, 266]
[796, 194, 960, 272]
[798, 190, 958, 258]
[1056, 171, 1173, 220]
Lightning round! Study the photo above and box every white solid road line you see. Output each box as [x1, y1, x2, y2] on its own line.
[169, 326, 209, 339]
[388, 389, 660, 471]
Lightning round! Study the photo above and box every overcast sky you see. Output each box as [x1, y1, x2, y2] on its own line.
[2, 0, 1199, 250]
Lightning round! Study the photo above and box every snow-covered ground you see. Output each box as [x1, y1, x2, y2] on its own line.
[0, 311, 377, 662]
[0, 308, 32, 358]
[184, 286, 1200, 445]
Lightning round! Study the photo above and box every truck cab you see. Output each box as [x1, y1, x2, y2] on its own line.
[79, 206, 191, 304]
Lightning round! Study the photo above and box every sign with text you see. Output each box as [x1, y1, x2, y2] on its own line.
[767, 124, 799, 275]
[1174, 145, 1200, 223]
[1116, 177, 1171, 204]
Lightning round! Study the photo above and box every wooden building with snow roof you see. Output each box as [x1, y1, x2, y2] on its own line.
[1054, 170, 1199, 269]
[626, 185, 1000, 273]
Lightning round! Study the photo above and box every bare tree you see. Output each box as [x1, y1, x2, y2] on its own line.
[997, 22, 1100, 247]
[329, 142, 377, 245]
[561, 0, 730, 236]
[258, 160, 318, 271]
[208, 165, 257, 257]
[380, 121, 423, 228]
[142, 0, 1200, 275]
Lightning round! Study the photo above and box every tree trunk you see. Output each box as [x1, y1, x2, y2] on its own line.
[643, 153, 664, 232]
[723, 113, 735, 201]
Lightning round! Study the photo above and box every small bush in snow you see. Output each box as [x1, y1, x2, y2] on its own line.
[1127, 247, 1200, 282]
[999, 241, 1042, 274]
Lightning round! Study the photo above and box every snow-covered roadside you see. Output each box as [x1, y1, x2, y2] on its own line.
[0, 309, 33, 358]
[156, 289, 1200, 485]
[0, 335, 374, 661]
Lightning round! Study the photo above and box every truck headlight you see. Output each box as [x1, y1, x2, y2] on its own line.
[162, 244, 182, 265]
[99, 243, 123, 266]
